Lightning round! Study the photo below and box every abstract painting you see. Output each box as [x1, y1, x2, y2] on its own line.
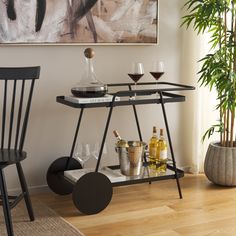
[0, 0, 158, 44]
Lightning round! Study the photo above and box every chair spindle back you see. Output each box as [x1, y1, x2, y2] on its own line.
[0, 67, 40, 151]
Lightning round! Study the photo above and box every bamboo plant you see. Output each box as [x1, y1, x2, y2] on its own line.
[182, 0, 236, 147]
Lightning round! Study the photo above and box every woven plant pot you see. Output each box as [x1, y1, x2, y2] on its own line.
[204, 142, 236, 186]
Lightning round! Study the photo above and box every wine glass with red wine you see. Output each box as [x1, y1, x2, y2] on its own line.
[128, 62, 144, 99]
[150, 61, 164, 96]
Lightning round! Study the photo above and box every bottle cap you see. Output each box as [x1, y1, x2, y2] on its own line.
[153, 126, 157, 133]
[113, 130, 120, 138]
[160, 129, 164, 136]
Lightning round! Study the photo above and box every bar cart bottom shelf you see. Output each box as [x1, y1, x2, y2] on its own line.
[47, 164, 184, 215]
[64, 165, 184, 187]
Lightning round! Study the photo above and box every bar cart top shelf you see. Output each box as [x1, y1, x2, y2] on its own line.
[56, 81, 195, 108]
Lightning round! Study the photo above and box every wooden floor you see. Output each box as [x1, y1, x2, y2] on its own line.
[34, 174, 236, 236]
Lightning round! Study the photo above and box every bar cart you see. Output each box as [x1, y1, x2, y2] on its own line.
[47, 82, 194, 215]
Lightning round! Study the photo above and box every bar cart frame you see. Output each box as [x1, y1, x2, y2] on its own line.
[47, 82, 195, 215]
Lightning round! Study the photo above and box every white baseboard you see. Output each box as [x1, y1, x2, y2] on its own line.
[179, 166, 192, 173]
[8, 185, 50, 195]
[179, 165, 204, 174]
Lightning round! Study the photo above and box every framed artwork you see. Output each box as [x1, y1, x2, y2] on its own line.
[0, 0, 158, 45]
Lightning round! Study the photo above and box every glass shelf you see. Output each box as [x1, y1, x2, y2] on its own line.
[57, 93, 186, 109]
[108, 165, 184, 187]
[57, 81, 194, 109]
[64, 164, 184, 187]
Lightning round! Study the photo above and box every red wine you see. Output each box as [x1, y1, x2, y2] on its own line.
[150, 72, 164, 80]
[128, 73, 144, 83]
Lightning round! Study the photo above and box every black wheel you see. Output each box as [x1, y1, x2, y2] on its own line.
[47, 156, 82, 195]
[72, 172, 113, 215]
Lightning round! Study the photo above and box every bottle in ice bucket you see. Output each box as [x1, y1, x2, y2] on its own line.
[148, 126, 158, 169]
[113, 130, 145, 176]
[156, 129, 167, 173]
[113, 130, 128, 148]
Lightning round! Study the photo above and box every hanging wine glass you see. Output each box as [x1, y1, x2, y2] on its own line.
[150, 61, 164, 96]
[128, 62, 144, 99]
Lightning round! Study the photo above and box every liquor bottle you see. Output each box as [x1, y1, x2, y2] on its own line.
[148, 126, 158, 168]
[113, 130, 128, 148]
[157, 129, 167, 172]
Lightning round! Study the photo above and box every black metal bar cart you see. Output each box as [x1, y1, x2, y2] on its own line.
[47, 82, 195, 215]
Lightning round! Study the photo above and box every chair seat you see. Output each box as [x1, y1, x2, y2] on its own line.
[0, 149, 27, 165]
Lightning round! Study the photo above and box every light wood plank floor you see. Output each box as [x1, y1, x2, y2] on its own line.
[34, 174, 236, 236]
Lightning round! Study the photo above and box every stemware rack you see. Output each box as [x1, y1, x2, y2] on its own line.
[46, 81, 195, 215]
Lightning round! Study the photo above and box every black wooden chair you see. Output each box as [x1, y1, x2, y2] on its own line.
[0, 67, 40, 236]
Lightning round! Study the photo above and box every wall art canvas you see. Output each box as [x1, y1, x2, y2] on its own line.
[0, 0, 158, 44]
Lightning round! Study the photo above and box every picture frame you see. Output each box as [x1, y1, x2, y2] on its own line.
[0, 0, 158, 45]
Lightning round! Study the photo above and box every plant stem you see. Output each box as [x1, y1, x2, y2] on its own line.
[220, 108, 223, 145]
[226, 109, 230, 146]
[228, 0, 235, 147]
[232, 1, 236, 147]
[219, 8, 223, 146]
[234, 15, 236, 146]
[223, 6, 227, 147]
[223, 111, 226, 146]
[230, 110, 235, 147]
[218, 7, 225, 146]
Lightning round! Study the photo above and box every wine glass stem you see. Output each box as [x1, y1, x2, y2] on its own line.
[135, 82, 137, 98]
[79, 160, 84, 168]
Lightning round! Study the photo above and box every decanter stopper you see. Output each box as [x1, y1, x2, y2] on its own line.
[84, 48, 95, 59]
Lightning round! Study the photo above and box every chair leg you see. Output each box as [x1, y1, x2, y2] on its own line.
[16, 163, 34, 221]
[0, 169, 14, 236]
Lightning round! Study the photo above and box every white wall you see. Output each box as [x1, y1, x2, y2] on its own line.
[0, 0, 187, 192]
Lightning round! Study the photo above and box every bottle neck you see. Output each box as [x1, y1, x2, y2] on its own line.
[113, 130, 122, 141]
[86, 58, 94, 72]
[85, 57, 96, 83]
[152, 126, 157, 137]
[159, 129, 165, 140]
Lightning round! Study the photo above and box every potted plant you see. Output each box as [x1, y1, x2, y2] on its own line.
[182, 0, 236, 186]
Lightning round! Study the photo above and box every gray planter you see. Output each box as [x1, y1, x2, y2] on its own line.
[204, 142, 236, 186]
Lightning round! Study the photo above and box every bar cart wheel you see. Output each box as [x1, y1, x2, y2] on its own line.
[47, 156, 82, 195]
[72, 172, 113, 215]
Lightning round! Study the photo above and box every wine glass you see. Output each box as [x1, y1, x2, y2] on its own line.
[150, 61, 164, 96]
[74, 142, 91, 168]
[128, 62, 144, 99]
[92, 142, 108, 168]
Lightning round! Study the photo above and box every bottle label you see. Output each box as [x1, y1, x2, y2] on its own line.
[160, 150, 167, 160]
[149, 147, 157, 157]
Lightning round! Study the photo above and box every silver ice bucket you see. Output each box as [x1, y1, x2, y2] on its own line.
[116, 141, 146, 176]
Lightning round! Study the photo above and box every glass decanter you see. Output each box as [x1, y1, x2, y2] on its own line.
[71, 48, 108, 97]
